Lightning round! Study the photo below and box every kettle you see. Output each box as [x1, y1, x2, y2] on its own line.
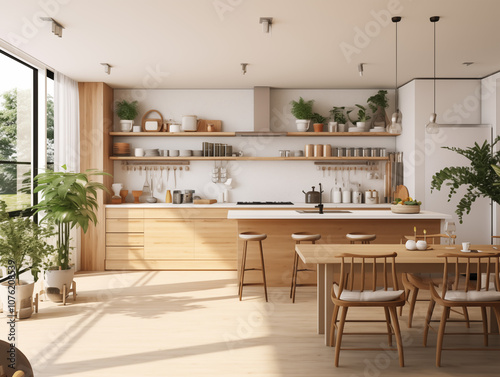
[302, 185, 322, 204]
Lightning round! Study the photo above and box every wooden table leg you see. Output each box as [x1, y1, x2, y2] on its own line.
[324, 264, 336, 346]
[317, 264, 325, 335]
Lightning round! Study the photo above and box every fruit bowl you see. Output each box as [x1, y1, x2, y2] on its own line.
[391, 205, 420, 214]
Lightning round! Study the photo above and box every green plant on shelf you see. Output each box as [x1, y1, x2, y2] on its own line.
[329, 106, 347, 124]
[290, 97, 314, 120]
[115, 100, 139, 120]
[349, 104, 371, 123]
[367, 90, 389, 113]
[311, 113, 327, 124]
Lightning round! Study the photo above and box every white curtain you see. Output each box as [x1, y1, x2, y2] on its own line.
[53, 72, 80, 270]
[54, 72, 79, 172]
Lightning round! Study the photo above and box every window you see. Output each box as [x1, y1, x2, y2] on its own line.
[0, 50, 37, 213]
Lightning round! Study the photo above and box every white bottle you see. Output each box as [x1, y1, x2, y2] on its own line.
[342, 189, 351, 204]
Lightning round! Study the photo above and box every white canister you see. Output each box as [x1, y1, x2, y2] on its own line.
[169, 124, 181, 132]
[365, 190, 378, 204]
[342, 189, 351, 204]
[352, 191, 361, 204]
[132, 125, 141, 132]
[134, 148, 144, 157]
[181, 115, 198, 132]
[332, 188, 342, 204]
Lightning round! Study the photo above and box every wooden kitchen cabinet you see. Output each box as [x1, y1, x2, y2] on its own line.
[144, 219, 195, 259]
[105, 209, 238, 270]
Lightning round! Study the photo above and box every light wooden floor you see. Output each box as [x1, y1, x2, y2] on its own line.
[2, 271, 500, 376]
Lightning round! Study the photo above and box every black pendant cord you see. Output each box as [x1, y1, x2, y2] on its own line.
[392, 16, 401, 112]
[433, 19, 436, 114]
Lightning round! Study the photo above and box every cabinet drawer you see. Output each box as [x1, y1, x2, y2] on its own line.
[144, 208, 228, 219]
[144, 219, 195, 259]
[106, 233, 144, 247]
[106, 247, 144, 260]
[106, 208, 144, 218]
[106, 218, 144, 233]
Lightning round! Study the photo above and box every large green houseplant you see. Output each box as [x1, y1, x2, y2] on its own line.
[431, 137, 500, 223]
[367, 90, 390, 129]
[0, 200, 56, 318]
[34, 165, 110, 270]
[33, 165, 109, 301]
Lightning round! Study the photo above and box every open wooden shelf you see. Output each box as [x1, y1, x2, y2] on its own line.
[110, 131, 235, 137]
[110, 131, 399, 137]
[110, 156, 389, 161]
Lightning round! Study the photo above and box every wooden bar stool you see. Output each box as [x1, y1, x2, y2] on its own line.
[238, 232, 268, 302]
[290, 232, 321, 303]
[346, 232, 376, 244]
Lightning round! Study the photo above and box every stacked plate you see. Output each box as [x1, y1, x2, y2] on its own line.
[370, 126, 386, 132]
[179, 149, 193, 157]
[144, 149, 160, 157]
[113, 143, 130, 156]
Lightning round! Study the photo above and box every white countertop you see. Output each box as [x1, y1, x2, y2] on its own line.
[105, 202, 393, 209]
[227, 209, 451, 220]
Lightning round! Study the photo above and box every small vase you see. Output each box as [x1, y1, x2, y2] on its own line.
[416, 240, 428, 250]
[405, 240, 417, 250]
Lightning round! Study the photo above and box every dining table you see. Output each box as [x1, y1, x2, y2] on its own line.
[294, 243, 499, 345]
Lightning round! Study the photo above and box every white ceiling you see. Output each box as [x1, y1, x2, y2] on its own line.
[1, 0, 499, 89]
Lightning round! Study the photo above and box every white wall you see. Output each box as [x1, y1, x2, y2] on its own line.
[113, 88, 397, 203]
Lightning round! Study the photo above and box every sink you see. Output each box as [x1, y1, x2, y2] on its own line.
[296, 210, 352, 214]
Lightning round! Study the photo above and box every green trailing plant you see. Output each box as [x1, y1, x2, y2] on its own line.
[431, 137, 500, 223]
[349, 104, 371, 123]
[290, 97, 314, 120]
[367, 90, 389, 113]
[115, 100, 139, 120]
[329, 106, 347, 124]
[33, 165, 111, 270]
[311, 113, 327, 124]
[0, 201, 56, 284]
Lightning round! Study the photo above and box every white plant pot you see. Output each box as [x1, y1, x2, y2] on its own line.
[0, 280, 35, 319]
[296, 119, 310, 132]
[356, 121, 366, 130]
[119, 120, 134, 132]
[44, 268, 75, 302]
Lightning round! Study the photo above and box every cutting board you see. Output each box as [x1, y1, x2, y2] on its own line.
[394, 185, 410, 200]
[193, 199, 217, 204]
[197, 120, 222, 132]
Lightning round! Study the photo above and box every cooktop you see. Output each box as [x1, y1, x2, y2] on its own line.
[237, 201, 294, 205]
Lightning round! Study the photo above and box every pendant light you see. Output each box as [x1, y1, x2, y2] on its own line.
[388, 16, 402, 134]
[425, 16, 440, 134]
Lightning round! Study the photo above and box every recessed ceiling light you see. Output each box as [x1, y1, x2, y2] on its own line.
[40, 17, 64, 38]
[259, 17, 273, 33]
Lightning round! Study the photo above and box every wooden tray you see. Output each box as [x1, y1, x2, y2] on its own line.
[197, 120, 222, 132]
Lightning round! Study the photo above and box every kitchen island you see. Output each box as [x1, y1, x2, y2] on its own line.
[227, 209, 451, 286]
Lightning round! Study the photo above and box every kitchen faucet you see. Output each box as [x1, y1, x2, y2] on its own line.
[315, 183, 324, 214]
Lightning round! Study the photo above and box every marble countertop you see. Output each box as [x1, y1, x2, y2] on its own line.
[227, 209, 451, 220]
[105, 202, 393, 209]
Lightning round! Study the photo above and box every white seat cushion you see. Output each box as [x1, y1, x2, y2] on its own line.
[333, 284, 403, 302]
[440, 289, 500, 302]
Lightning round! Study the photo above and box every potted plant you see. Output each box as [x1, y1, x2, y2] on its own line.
[0, 201, 56, 318]
[116, 99, 139, 132]
[33, 165, 110, 302]
[367, 90, 390, 129]
[311, 113, 327, 132]
[290, 97, 314, 132]
[431, 137, 500, 223]
[349, 104, 371, 130]
[329, 106, 349, 132]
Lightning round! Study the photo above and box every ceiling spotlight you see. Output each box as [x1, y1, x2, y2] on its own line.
[100, 63, 111, 75]
[241, 63, 248, 75]
[40, 17, 64, 38]
[259, 17, 273, 33]
[463, 62, 474, 66]
[358, 63, 364, 77]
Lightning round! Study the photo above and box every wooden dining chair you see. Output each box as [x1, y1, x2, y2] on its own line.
[423, 252, 500, 367]
[330, 252, 405, 367]
[399, 233, 469, 328]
